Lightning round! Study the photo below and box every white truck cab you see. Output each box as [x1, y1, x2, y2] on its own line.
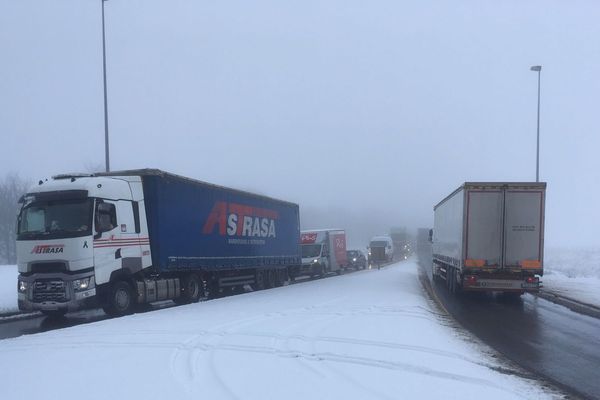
[16, 174, 151, 316]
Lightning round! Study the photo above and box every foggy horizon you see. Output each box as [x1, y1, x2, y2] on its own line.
[2, 1, 599, 247]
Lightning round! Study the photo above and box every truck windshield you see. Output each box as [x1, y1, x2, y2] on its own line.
[302, 244, 322, 258]
[370, 241, 388, 247]
[17, 198, 94, 240]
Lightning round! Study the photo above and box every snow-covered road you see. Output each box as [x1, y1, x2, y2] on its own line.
[0, 261, 555, 399]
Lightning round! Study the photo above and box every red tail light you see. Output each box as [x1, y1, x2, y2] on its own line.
[526, 276, 539, 284]
[465, 275, 478, 285]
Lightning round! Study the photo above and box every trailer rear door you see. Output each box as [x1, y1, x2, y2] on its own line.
[466, 190, 503, 267]
[503, 189, 544, 268]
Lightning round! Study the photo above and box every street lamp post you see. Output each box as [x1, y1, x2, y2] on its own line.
[101, 0, 110, 172]
[530, 65, 542, 182]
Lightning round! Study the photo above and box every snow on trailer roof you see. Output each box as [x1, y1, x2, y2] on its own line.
[433, 181, 547, 210]
[93, 168, 299, 207]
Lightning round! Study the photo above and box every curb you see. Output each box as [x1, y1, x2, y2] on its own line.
[535, 290, 600, 320]
[0, 311, 41, 323]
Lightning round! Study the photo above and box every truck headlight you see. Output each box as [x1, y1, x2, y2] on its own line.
[313, 259, 319, 263]
[18, 280, 28, 293]
[352, 258, 357, 262]
[73, 277, 94, 291]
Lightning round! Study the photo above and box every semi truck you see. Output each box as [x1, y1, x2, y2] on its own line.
[368, 235, 394, 264]
[432, 182, 545, 295]
[295, 229, 347, 279]
[16, 169, 301, 317]
[390, 227, 411, 260]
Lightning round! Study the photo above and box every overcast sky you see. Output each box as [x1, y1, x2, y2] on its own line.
[1, 0, 599, 247]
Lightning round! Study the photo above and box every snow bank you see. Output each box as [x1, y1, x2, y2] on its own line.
[542, 274, 600, 308]
[0, 265, 18, 314]
[542, 248, 600, 307]
[545, 247, 600, 279]
[0, 262, 555, 399]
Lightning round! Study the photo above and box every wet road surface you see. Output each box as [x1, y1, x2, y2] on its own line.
[420, 250, 600, 400]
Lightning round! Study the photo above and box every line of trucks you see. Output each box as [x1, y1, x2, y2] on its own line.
[16, 169, 358, 317]
[15, 170, 546, 318]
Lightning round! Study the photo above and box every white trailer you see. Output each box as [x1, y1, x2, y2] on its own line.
[432, 182, 545, 295]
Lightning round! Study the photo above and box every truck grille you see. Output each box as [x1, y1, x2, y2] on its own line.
[371, 247, 386, 261]
[33, 280, 67, 302]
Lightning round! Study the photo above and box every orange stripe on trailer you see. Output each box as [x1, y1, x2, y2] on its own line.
[520, 260, 541, 269]
[464, 259, 485, 267]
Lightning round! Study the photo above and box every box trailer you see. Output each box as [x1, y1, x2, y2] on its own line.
[368, 235, 394, 264]
[16, 169, 301, 316]
[432, 182, 545, 295]
[295, 229, 347, 279]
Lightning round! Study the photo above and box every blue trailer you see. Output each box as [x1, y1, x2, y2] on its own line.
[16, 169, 300, 316]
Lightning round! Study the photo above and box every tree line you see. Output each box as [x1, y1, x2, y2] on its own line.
[0, 174, 30, 265]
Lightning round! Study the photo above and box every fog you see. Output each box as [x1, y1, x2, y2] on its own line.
[1, 1, 599, 247]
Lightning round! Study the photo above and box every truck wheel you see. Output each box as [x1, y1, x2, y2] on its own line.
[446, 267, 452, 291]
[266, 269, 276, 289]
[177, 274, 203, 304]
[449, 268, 460, 294]
[103, 280, 134, 316]
[432, 263, 439, 282]
[288, 268, 296, 283]
[252, 270, 266, 291]
[274, 269, 285, 287]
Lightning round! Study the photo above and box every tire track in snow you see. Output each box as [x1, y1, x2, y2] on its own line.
[170, 314, 270, 399]
[303, 312, 398, 400]
[171, 340, 525, 396]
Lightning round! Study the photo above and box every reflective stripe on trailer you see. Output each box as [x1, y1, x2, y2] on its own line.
[465, 279, 538, 290]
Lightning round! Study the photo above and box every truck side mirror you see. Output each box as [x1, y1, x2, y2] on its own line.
[428, 229, 433, 243]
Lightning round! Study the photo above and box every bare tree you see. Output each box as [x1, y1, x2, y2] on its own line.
[0, 174, 30, 264]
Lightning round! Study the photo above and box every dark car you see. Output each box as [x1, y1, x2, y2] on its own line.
[346, 250, 367, 270]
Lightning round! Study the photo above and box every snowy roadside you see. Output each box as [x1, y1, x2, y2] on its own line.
[0, 265, 18, 314]
[0, 261, 558, 400]
[543, 247, 600, 308]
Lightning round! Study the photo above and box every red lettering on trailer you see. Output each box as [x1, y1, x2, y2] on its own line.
[300, 233, 318, 244]
[203, 201, 279, 238]
[30, 245, 64, 254]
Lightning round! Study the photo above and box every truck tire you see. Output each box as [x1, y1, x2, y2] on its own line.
[103, 280, 135, 316]
[176, 274, 203, 304]
[318, 264, 325, 278]
[266, 269, 276, 289]
[252, 270, 266, 291]
[445, 266, 452, 291]
[275, 269, 285, 287]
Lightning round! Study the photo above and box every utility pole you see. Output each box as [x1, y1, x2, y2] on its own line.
[530, 65, 542, 182]
[102, 0, 110, 172]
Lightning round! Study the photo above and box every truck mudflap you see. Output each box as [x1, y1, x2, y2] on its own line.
[462, 275, 540, 292]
